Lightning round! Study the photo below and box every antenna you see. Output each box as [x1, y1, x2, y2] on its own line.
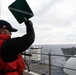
[0, 0, 2, 19]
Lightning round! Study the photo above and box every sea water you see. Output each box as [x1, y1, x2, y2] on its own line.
[33, 44, 76, 62]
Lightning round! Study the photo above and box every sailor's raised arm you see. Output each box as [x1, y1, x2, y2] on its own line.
[23, 20, 35, 47]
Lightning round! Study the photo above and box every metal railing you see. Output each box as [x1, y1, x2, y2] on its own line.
[23, 50, 76, 75]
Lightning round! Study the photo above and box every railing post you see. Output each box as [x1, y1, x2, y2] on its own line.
[48, 50, 51, 75]
[41, 47, 43, 63]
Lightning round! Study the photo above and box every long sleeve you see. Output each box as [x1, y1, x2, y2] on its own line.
[1, 21, 35, 62]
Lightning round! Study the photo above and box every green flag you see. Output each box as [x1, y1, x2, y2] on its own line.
[8, 0, 34, 23]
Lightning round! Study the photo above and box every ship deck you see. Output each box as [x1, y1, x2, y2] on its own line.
[23, 60, 67, 75]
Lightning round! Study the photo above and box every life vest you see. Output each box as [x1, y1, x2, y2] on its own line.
[0, 34, 26, 75]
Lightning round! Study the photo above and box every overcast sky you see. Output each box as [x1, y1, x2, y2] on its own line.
[1, 0, 76, 45]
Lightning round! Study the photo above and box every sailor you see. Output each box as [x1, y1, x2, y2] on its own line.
[0, 19, 35, 75]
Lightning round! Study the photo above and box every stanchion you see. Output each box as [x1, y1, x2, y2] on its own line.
[48, 50, 51, 75]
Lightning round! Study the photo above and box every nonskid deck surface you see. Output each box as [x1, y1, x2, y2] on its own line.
[23, 60, 66, 75]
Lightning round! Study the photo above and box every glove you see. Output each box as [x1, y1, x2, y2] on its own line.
[24, 18, 33, 26]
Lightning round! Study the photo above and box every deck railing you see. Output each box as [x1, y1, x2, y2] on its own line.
[22, 50, 76, 75]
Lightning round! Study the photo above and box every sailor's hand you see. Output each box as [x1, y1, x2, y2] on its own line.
[24, 19, 33, 26]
